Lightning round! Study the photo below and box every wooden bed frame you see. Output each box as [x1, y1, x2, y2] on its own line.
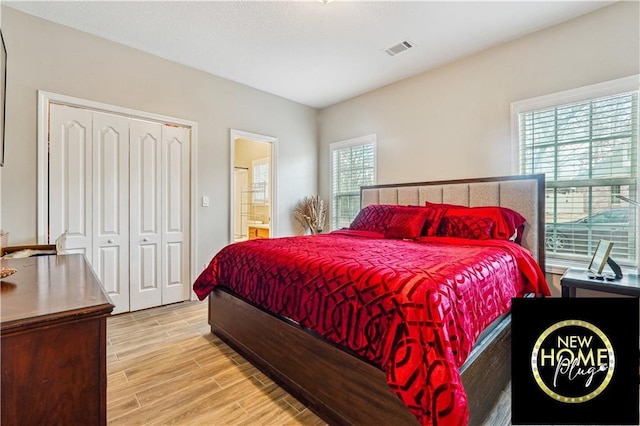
[208, 174, 545, 425]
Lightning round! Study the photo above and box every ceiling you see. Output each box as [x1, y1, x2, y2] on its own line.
[5, 1, 615, 109]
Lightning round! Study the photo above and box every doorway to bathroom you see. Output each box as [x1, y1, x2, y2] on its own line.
[230, 129, 277, 243]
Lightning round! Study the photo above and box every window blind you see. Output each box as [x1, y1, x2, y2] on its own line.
[520, 92, 639, 263]
[331, 142, 375, 230]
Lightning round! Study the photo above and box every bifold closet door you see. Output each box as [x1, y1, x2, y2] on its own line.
[161, 125, 190, 305]
[129, 119, 163, 311]
[49, 104, 94, 260]
[49, 104, 191, 314]
[92, 112, 130, 314]
[50, 105, 131, 314]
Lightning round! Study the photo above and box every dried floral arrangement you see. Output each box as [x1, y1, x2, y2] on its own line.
[294, 195, 327, 235]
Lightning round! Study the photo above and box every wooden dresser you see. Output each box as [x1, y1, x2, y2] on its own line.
[0, 254, 114, 426]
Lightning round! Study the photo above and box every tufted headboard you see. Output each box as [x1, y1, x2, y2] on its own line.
[360, 174, 545, 272]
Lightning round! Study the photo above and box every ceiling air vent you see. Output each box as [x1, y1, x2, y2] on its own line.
[384, 41, 413, 57]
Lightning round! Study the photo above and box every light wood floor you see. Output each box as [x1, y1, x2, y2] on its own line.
[107, 300, 327, 425]
[107, 300, 510, 425]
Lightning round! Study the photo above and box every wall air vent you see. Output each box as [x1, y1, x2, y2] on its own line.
[384, 41, 413, 57]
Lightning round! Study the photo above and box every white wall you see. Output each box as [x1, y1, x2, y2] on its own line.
[0, 6, 317, 272]
[318, 1, 639, 198]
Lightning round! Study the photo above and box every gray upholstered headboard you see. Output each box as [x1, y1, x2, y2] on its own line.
[360, 174, 545, 272]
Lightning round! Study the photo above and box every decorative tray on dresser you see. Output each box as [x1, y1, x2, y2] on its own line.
[0, 254, 114, 426]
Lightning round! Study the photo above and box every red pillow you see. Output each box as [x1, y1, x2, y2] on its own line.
[441, 206, 526, 241]
[423, 201, 466, 236]
[350, 205, 430, 239]
[385, 207, 431, 239]
[438, 215, 495, 240]
[349, 205, 394, 234]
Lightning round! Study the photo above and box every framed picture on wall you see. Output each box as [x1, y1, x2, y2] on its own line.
[0, 29, 6, 166]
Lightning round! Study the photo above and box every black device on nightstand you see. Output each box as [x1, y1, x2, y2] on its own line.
[606, 256, 624, 279]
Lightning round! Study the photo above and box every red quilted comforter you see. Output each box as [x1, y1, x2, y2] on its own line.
[193, 231, 550, 425]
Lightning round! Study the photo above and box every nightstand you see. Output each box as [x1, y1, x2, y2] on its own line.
[560, 267, 640, 298]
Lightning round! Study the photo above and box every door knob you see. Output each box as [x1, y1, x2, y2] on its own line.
[107, 239, 113, 244]
[143, 238, 149, 242]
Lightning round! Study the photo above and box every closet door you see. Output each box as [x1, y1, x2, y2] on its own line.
[47, 101, 192, 313]
[92, 112, 130, 314]
[129, 119, 163, 311]
[161, 125, 190, 305]
[49, 104, 93, 260]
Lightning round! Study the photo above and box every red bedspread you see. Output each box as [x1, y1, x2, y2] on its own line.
[193, 232, 550, 425]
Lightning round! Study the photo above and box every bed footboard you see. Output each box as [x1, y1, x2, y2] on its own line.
[209, 289, 510, 425]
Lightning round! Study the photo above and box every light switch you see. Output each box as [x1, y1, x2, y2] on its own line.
[202, 196, 210, 207]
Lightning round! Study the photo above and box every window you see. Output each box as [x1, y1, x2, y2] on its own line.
[513, 76, 639, 265]
[330, 135, 377, 230]
[251, 157, 269, 203]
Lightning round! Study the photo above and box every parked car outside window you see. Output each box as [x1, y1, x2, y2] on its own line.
[546, 208, 630, 257]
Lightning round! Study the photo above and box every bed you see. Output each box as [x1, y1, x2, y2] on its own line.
[193, 174, 549, 425]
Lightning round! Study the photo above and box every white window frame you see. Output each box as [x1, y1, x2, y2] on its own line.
[511, 75, 640, 272]
[329, 134, 377, 230]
